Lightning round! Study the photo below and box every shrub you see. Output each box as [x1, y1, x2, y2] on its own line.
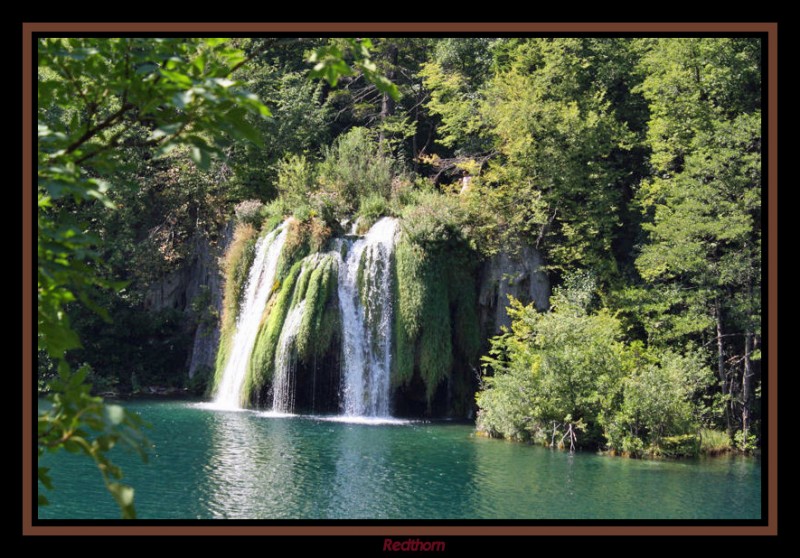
[476, 282, 629, 448]
[608, 348, 711, 452]
[276, 153, 317, 210]
[308, 189, 346, 228]
[260, 198, 289, 232]
[308, 217, 332, 252]
[234, 199, 265, 227]
[699, 428, 732, 455]
[400, 191, 468, 246]
[317, 127, 395, 212]
[357, 192, 391, 233]
[734, 430, 758, 453]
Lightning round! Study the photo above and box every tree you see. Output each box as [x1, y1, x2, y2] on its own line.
[319, 38, 428, 161]
[468, 38, 641, 278]
[224, 38, 334, 201]
[419, 38, 495, 154]
[634, 38, 761, 446]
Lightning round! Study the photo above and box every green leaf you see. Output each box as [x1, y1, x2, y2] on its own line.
[105, 404, 125, 425]
[173, 90, 194, 109]
[159, 68, 192, 87]
[151, 122, 182, 140]
[190, 146, 211, 171]
[135, 62, 159, 75]
[107, 483, 136, 519]
[212, 77, 235, 88]
[204, 38, 227, 47]
[38, 466, 53, 490]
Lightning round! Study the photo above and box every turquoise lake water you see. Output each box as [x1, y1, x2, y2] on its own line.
[37, 400, 762, 520]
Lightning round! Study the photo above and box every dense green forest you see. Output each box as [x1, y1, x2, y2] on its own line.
[37, 37, 761, 515]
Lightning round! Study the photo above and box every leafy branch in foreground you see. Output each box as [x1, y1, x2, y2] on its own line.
[38, 365, 150, 518]
[37, 37, 270, 517]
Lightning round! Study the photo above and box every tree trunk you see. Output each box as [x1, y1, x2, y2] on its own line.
[741, 331, 753, 450]
[715, 303, 732, 434]
[378, 44, 398, 146]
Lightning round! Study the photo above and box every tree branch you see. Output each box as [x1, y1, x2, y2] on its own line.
[63, 103, 134, 157]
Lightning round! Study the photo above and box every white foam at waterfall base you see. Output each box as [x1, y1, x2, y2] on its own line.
[271, 300, 306, 413]
[337, 217, 399, 417]
[316, 415, 412, 426]
[209, 224, 288, 410]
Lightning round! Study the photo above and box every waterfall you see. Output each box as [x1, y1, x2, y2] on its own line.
[213, 224, 288, 409]
[272, 300, 306, 413]
[337, 217, 399, 417]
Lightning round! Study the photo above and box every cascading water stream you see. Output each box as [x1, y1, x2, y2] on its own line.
[337, 217, 399, 417]
[271, 300, 306, 413]
[212, 224, 288, 409]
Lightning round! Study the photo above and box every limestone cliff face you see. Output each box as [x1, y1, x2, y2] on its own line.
[478, 245, 550, 335]
[186, 222, 232, 378]
[143, 222, 233, 379]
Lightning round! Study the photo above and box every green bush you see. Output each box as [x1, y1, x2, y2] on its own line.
[357, 192, 391, 233]
[400, 191, 469, 246]
[699, 428, 732, 455]
[476, 279, 629, 448]
[621, 435, 645, 457]
[604, 348, 711, 453]
[476, 275, 716, 453]
[317, 126, 395, 212]
[308, 189, 346, 228]
[276, 153, 317, 210]
[260, 198, 289, 232]
[734, 430, 758, 453]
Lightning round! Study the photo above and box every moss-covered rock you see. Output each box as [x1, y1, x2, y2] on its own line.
[244, 260, 303, 403]
[392, 230, 481, 410]
[212, 223, 258, 393]
[296, 254, 339, 362]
